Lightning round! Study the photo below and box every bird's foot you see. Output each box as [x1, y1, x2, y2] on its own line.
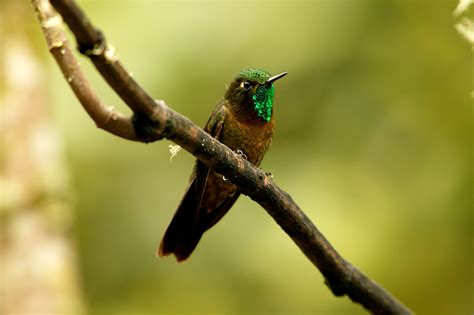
[265, 172, 274, 179]
[257, 170, 274, 186]
[235, 149, 248, 160]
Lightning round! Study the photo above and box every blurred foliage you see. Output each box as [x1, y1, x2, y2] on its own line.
[8, 0, 472, 314]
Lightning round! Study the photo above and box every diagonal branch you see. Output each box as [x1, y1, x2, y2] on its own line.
[31, 0, 412, 314]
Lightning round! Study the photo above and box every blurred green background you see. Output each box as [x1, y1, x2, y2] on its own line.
[9, 0, 473, 314]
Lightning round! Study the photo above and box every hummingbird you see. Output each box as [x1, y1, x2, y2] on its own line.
[158, 68, 287, 262]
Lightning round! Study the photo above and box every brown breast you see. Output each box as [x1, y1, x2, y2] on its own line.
[220, 109, 275, 167]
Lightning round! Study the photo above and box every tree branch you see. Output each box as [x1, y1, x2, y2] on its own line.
[31, 0, 138, 140]
[31, 0, 412, 314]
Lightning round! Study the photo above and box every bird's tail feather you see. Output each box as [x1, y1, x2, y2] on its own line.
[157, 181, 204, 262]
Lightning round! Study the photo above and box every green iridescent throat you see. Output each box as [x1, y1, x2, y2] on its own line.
[252, 85, 274, 122]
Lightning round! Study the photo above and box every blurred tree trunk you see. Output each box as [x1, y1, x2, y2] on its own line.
[0, 2, 84, 314]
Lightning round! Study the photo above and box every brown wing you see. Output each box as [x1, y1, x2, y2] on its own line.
[158, 104, 239, 261]
[202, 190, 241, 231]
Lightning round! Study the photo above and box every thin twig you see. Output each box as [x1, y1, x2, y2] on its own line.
[31, 0, 412, 314]
[50, 0, 161, 120]
[31, 0, 137, 140]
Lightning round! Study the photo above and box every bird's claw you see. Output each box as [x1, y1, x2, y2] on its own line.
[235, 149, 248, 160]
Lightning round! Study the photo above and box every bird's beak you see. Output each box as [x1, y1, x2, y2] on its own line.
[266, 72, 288, 84]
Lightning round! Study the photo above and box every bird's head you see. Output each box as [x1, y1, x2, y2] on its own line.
[225, 69, 287, 122]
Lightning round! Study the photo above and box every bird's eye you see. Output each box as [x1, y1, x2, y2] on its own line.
[241, 81, 252, 90]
